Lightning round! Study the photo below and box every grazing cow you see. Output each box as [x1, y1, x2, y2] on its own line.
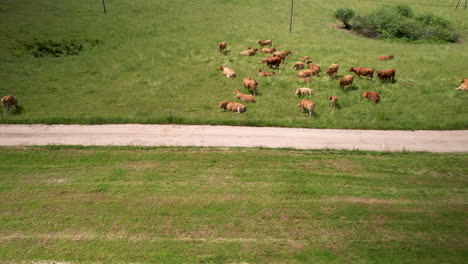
[325, 63, 339, 78]
[297, 56, 312, 61]
[1, 95, 18, 114]
[456, 78, 468, 91]
[240, 47, 258, 56]
[257, 40, 272, 46]
[298, 99, 315, 116]
[376, 68, 396, 82]
[259, 56, 282, 68]
[243, 78, 258, 95]
[219, 101, 246, 113]
[295, 88, 312, 97]
[338, 75, 353, 89]
[297, 69, 316, 78]
[261, 47, 276, 53]
[328, 96, 337, 108]
[293, 62, 304, 70]
[234, 89, 256, 103]
[377, 54, 394, 61]
[362, 91, 380, 103]
[306, 61, 321, 75]
[218, 42, 227, 53]
[349, 67, 374, 79]
[219, 65, 236, 78]
[258, 69, 275, 77]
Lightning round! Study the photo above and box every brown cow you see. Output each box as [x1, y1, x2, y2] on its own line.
[243, 78, 258, 95]
[338, 75, 353, 89]
[298, 99, 315, 116]
[306, 61, 321, 75]
[297, 69, 316, 78]
[234, 89, 256, 103]
[362, 91, 380, 103]
[325, 63, 339, 78]
[349, 67, 374, 79]
[218, 42, 227, 53]
[259, 56, 282, 68]
[1, 95, 18, 114]
[257, 40, 272, 46]
[376, 68, 396, 82]
[219, 101, 246, 113]
[377, 54, 394, 61]
[295, 88, 312, 97]
[240, 47, 258, 56]
[219, 65, 236, 78]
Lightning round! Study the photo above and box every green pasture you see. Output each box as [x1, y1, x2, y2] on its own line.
[0, 0, 467, 129]
[0, 146, 466, 263]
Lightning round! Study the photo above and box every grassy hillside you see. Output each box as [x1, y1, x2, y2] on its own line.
[0, 146, 466, 263]
[0, 0, 467, 129]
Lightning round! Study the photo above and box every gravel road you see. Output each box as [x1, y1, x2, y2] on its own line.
[0, 124, 466, 152]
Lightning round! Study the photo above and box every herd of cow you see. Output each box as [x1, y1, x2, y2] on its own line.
[217, 40, 465, 116]
[216, 39, 399, 116]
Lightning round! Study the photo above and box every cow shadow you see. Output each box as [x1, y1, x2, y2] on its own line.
[222, 50, 231, 56]
[342, 85, 358, 93]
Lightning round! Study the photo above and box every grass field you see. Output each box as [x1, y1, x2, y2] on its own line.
[0, 0, 467, 129]
[0, 146, 466, 263]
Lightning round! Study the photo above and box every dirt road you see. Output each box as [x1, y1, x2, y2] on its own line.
[0, 124, 466, 152]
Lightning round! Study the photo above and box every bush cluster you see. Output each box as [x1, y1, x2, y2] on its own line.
[18, 39, 102, 58]
[335, 5, 459, 43]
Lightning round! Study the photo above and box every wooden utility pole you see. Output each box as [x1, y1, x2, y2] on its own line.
[289, 0, 294, 33]
[455, 0, 467, 9]
[102, 0, 107, 14]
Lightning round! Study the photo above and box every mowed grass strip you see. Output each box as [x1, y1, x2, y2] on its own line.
[0, 146, 466, 263]
[0, 0, 467, 129]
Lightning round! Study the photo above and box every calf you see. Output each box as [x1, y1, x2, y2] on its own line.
[218, 42, 227, 53]
[362, 91, 380, 103]
[298, 99, 315, 116]
[243, 78, 258, 95]
[234, 89, 256, 103]
[219, 65, 236, 78]
[338, 75, 353, 89]
[328, 96, 337, 108]
[261, 47, 276, 53]
[258, 69, 275, 77]
[456, 78, 468, 91]
[376, 68, 396, 82]
[377, 54, 394, 61]
[297, 56, 312, 61]
[219, 101, 246, 113]
[349, 67, 374, 79]
[295, 88, 312, 97]
[257, 40, 272, 46]
[293, 62, 304, 70]
[240, 47, 258, 56]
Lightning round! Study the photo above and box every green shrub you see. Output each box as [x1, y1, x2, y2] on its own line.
[348, 5, 458, 43]
[334, 8, 355, 29]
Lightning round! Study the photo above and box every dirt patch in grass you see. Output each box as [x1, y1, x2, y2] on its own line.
[328, 197, 409, 205]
